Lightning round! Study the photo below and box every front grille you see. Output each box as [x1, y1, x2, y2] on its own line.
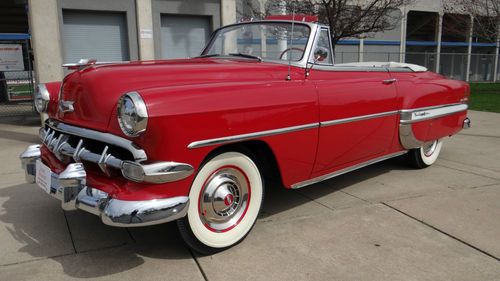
[41, 120, 146, 176]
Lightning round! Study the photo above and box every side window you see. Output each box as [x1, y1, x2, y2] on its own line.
[312, 29, 333, 65]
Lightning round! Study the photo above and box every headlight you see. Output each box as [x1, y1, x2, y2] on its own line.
[34, 84, 50, 113]
[117, 92, 148, 137]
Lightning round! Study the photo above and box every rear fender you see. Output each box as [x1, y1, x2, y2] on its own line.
[392, 72, 469, 149]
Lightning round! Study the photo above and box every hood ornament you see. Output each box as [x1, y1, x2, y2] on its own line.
[62, 58, 129, 70]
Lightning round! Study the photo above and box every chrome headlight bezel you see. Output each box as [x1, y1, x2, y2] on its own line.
[34, 84, 50, 113]
[117, 92, 148, 137]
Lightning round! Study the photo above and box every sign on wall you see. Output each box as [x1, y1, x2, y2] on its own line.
[0, 44, 24, 71]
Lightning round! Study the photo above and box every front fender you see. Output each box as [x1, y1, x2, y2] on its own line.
[108, 80, 320, 190]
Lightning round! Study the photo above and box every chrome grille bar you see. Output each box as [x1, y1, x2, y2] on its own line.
[34, 120, 194, 184]
[46, 119, 147, 161]
[40, 127, 123, 175]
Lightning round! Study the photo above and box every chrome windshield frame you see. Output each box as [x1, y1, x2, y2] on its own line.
[200, 20, 323, 68]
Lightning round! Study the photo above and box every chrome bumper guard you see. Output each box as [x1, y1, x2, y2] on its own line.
[463, 117, 471, 129]
[20, 145, 189, 227]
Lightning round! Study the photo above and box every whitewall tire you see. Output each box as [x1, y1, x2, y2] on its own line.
[178, 151, 264, 254]
[408, 139, 443, 168]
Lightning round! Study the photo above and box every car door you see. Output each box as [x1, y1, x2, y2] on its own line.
[308, 29, 399, 176]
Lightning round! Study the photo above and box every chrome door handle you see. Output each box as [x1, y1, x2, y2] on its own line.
[382, 78, 397, 85]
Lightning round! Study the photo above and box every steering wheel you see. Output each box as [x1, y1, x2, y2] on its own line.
[279, 48, 305, 60]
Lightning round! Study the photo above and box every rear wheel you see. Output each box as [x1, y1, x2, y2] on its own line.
[177, 151, 264, 255]
[408, 139, 443, 169]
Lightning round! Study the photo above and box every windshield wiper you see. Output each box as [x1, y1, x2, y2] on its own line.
[196, 53, 221, 58]
[228, 53, 262, 61]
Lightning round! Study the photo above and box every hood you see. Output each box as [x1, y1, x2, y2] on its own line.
[56, 58, 300, 132]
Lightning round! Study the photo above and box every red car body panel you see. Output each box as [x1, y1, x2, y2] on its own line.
[40, 57, 469, 201]
[310, 70, 399, 175]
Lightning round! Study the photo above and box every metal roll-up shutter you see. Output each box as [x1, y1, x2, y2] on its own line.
[62, 10, 130, 64]
[160, 15, 211, 59]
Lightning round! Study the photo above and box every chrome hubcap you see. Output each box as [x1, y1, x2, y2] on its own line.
[422, 140, 438, 157]
[199, 167, 250, 232]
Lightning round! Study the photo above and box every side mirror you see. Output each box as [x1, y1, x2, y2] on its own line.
[314, 47, 329, 62]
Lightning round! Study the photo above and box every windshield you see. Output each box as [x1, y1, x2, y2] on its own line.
[202, 22, 311, 62]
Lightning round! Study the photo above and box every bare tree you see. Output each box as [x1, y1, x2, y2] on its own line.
[444, 0, 500, 42]
[240, 0, 413, 49]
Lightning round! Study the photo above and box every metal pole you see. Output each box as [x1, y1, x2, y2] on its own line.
[494, 24, 500, 82]
[399, 6, 407, 63]
[451, 52, 455, 78]
[359, 38, 364, 62]
[436, 13, 443, 73]
[466, 15, 474, 82]
[26, 38, 34, 95]
[25, 37, 39, 122]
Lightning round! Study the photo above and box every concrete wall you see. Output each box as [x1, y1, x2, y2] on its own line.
[136, 0, 155, 60]
[29, 0, 228, 81]
[28, 0, 64, 83]
[221, 0, 236, 26]
[406, 0, 443, 13]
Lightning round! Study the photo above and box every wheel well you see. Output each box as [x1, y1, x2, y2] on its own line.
[205, 140, 283, 187]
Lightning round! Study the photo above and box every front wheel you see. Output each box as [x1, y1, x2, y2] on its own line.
[177, 151, 264, 255]
[408, 139, 443, 169]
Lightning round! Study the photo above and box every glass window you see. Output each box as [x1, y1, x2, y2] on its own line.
[312, 29, 333, 65]
[204, 22, 311, 62]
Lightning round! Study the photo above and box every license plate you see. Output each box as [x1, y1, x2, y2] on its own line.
[36, 160, 52, 193]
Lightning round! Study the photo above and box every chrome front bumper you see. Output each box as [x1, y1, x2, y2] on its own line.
[20, 145, 189, 227]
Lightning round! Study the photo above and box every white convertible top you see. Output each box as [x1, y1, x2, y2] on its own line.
[334, 61, 428, 72]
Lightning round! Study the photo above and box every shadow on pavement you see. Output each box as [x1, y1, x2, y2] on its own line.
[0, 155, 412, 278]
[0, 115, 40, 127]
[260, 155, 412, 218]
[0, 183, 192, 278]
[0, 129, 39, 143]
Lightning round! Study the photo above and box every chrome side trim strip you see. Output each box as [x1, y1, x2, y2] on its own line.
[188, 110, 399, 149]
[187, 123, 319, 149]
[46, 119, 147, 161]
[188, 104, 467, 149]
[400, 103, 468, 124]
[320, 110, 399, 127]
[291, 151, 407, 189]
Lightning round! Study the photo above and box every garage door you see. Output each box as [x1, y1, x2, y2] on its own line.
[62, 10, 129, 64]
[160, 15, 211, 59]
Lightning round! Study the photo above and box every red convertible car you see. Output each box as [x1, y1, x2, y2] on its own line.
[21, 16, 470, 254]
